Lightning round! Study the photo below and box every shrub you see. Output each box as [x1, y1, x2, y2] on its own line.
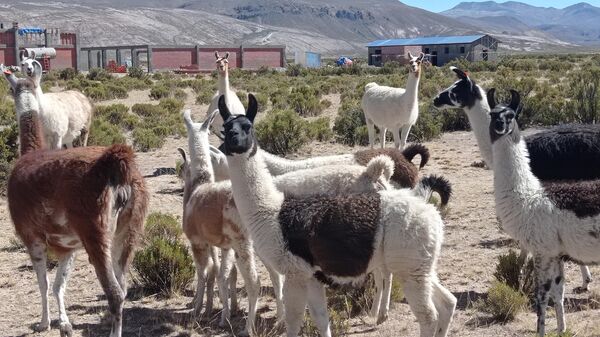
[133, 128, 165, 152]
[255, 109, 309, 155]
[150, 85, 171, 100]
[306, 117, 333, 142]
[333, 104, 366, 146]
[478, 281, 528, 322]
[128, 66, 146, 79]
[289, 86, 326, 116]
[0, 123, 18, 193]
[105, 83, 129, 99]
[87, 117, 126, 146]
[59, 68, 79, 81]
[133, 213, 194, 297]
[565, 67, 600, 124]
[493, 249, 536, 297]
[95, 104, 129, 125]
[410, 103, 443, 142]
[87, 67, 112, 81]
[85, 86, 108, 101]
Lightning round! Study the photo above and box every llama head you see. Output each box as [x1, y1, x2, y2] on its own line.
[433, 66, 482, 109]
[488, 88, 521, 143]
[215, 51, 230, 74]
[407, 52, 425, 74]
[219, 93, 258, 156]
[20, 53, 41, 80]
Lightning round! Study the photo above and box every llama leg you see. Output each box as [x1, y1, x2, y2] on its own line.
[190, 243, 209, 316]
[431, 280, 457, 337]
[377, 272, 394, 325]
[578, 265, 592, 292]
[29, 241, 50, 332]
[306, 278, 332, 337]
[534, 255, 554, 337]
[370, 270, 383, 319]
[550, 259, 566, 333]
[283, 276, 309, 337]
[366, 118, 376, 148]
[218, 248, 235, 327]
[399, 124, 413, 150]
[229, 264, 238, 314]
[234, 244, 260, 336]
[53, 251, 76, 337]
[393, 127, 402, 149]
[403, 277, 438, 337]
[266, 265, 285, 324]
[379, 127, 387, 149]
[206, 246, 220, 316]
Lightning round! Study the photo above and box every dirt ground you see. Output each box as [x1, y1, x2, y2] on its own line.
[1, 90, 600, 337]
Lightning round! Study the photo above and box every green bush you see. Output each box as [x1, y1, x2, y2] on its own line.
[105, 83, 129, 99]
[133, 128, 165, 152]
[59, 68, 80, 81]
[128, 66, 146, 79]
[333, 104, 366, 146]
[565, 67, 600, 124]
[478, 281, 528, 322]
[0, 123, 19, 192]
[87, 117, 126, 146]
[87, 67, 113, 81]
[85, 86, 108, 101]
[289, 86, 326, 116]
[150, 85, 171, 100]
[255, 109, 309, 155]
[493, 249, 536, 297]
[133, 212, 194, 297]
[95, 104, 129, 125]
[306, 117, 333, 142]
[411, 103, 443, 142]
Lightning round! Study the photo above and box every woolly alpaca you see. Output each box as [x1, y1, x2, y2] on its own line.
[218, 94, 456, 337]
[488, 89, 600, 336]
[207, 51, 245, 135]
[7, 76, 148, 337]
[2, 61, 93, 149]
[215, 143, 430, 188]
[362, 52, 425, 149]
[180, 109, 409, 333]
[433, 67, 595, 290]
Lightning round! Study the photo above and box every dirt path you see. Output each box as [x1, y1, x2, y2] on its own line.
[1, 89, 599, 336]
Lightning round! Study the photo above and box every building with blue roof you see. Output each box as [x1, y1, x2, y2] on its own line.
[366, 34, 500, 67]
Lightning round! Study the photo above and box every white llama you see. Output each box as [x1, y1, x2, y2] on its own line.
[218, 94, 456, 337]
[2, 61, 93, 149]
[207, 51, 245, 135]
[488, 89, 600, 336]
[362, 52, 425, 149]
[433, 66, 594, 291]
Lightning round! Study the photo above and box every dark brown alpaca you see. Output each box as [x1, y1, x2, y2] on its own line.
[7, 104, 148, 337]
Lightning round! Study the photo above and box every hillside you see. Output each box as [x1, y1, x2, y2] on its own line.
[443, 1, 600, 46]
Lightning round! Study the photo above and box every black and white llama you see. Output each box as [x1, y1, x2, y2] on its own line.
[488, 89, 600, 337]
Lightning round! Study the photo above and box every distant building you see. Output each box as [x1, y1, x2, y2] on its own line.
[367, 34, 500, 67]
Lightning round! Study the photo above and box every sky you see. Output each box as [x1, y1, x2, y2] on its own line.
[401, 0, 600, 12]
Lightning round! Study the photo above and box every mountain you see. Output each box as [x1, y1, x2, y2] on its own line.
[442, 1, 600, 46]
[0, 0, 585, 55]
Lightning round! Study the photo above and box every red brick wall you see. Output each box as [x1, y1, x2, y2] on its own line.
[242, 48, 283, 69]
[51, 48, 76, 70]
[0, 48, 16, 66]
[152, 48, 195, 70]
[0, 31, 15, 46]
[60, 33, 76, 46]
[198, 48, 240, 71]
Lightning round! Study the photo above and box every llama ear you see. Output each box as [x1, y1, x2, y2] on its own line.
[214, 51, 219, 59]
[418, 52, 425, 61]
[450, 66, 468, 80]
[218, 95, 232, 122]
[202, 109, 219, 130]
[408, 51, 414, 59]
[224, 52, 230, 60]
[29, 50, 36, 60]
[20, 51, 25, 62]
[509, 89, 521, 113]
[487, 88, 497, 109]
[182, 109, 194, 128]
[177, 147, 188, 163]
[246, 93, 258, 123]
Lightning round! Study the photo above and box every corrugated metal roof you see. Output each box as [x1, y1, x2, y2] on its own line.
[367, 35, 486, 47]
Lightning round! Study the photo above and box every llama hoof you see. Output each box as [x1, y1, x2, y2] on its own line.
[33, 321, 50, 332]
[60, 322, 73, 337]
[376, 313, 388, 325]
[574, 285, 589, 294]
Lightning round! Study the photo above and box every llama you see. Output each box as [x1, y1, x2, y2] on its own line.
[213, 143, 430, 188]
[207, 51, 245, 135]
[180, 109, 414, 333]
[488, 89, 600, 336]
[7, 76, 148, 337]
[433, 67, 596, 290]
[2, 62, 93, 149]
[218, 94, 456, 337]
[362, 52, 425, 149]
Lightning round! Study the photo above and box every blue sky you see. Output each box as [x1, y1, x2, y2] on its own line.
[401, 0, 600, 12]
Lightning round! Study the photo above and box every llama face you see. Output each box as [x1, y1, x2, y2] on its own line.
[21, 58, 38, 77]
[433, 66, 481, 109]
[219, 94, 258, 156]
[488, 88, 521, 143]
[407, 52, 424, 74]
[215, 51, 230, 74]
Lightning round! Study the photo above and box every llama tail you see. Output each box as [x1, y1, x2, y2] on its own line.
[365, 155, 395, 182]
[91, 144, 136, 187]
[402, 143, 430, 169]
[412, 175, 452, 207]
[364, 82, 378, 91]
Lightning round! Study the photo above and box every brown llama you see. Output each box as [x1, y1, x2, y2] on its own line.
[7, 77, 148, 337]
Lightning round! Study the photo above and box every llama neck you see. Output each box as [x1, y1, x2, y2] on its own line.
[403, 71, 420, 107]
[18, 111, 45, 155]
[464, 86, 493, 166]
[184, 134, 215, 203]
[260, 149, 354, 175]
[218, 69, 229, 94]
[492, 129, 543, 203]
[227, 150, 283, 235]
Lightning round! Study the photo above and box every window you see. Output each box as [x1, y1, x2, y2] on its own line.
[460, 46, 465, 54]
[424, 47, 430, 54]
[444, 47, 449, 54]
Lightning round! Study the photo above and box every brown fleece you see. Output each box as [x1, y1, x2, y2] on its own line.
[354, 146, 429, 188]
[542, 179, 600, 218]
[279, 193, 381, 279]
